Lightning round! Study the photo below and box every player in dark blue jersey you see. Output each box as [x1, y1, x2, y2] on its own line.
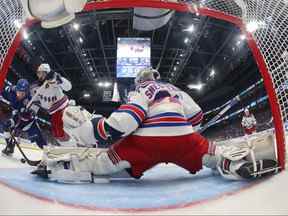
[0, 79, 47, 156]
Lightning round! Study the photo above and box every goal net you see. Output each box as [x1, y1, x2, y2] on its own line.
[0, 0, 287, 168]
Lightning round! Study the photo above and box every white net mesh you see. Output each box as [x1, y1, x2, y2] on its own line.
[0, 0, 287, 165]
[0, 0, 25, 70]
[197, 0, 288, 123]
[192, 0, 288, 166]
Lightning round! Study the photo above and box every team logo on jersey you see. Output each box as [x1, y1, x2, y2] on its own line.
[38, 94, 57, 103]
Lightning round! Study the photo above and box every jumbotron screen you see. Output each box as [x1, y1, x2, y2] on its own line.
[116, 37, 151, 78]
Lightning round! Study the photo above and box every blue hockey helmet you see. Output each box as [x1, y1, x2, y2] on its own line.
[15, 79, 29, 92]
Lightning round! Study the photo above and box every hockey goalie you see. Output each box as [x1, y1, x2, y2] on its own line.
[32, 68, 280, 183]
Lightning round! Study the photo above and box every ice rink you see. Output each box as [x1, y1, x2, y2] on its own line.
[0, 136, 287, 215]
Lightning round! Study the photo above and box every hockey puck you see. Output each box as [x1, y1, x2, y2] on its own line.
[20, 158, 26, 163]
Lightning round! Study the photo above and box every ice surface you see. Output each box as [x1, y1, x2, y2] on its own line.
[0, 137, 287, 215]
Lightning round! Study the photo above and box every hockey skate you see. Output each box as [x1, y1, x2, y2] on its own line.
[1, 138, 15, 156]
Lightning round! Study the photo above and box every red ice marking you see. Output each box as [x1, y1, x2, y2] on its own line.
[0, 168, 270, 213]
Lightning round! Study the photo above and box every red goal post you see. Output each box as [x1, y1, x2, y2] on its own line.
[0, 0, 286, 169]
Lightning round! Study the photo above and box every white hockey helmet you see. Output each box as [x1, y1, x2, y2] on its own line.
[37, 63, 51, 73]
[134, 67, 160, 85]
[244, 108, 250, 115]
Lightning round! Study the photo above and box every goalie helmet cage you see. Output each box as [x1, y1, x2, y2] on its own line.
[0, 0, 287, 169]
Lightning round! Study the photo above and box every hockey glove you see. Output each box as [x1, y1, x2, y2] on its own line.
[19, 108, 34, 122]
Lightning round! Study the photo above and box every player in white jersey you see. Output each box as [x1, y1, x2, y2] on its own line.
[33, 68, 279, 182]
[32, 63, 72, 145]
[241, 108, 257, 135]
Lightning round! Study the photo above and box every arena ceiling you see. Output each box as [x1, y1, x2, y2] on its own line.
[8, 8, 262, 112]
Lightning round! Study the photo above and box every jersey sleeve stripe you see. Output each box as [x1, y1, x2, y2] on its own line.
[144, 116, 187, 124]
[129, 103, 147, 116]
[97, 118, 108, 141]
[115, 110, 142, 126]
[48, 95, 69, 114]
[149, 112, 185, 119]
[141, 122, 191, 128]
[118, 104, 146, 122]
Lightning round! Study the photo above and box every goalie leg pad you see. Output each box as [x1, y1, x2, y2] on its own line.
[68, 150, 131, 175]
[41, 147, 131, 182]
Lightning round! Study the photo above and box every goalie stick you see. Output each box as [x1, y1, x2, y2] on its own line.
[199, 95, 241, 133]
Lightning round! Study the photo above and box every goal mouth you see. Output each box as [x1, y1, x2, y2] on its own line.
[0, 0, 286, 169]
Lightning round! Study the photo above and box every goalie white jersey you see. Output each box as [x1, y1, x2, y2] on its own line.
[89, 80, 203, 145]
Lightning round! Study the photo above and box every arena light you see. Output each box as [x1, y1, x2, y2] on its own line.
[184, 25, 195, 33]
[23, 29, 29, 40]
[210, 69, 215, 77]
[246, 20, 265, 33]
[13, 19, 22, 29]
[73, 23, 79, 30]
[98, 81, 112, 88]
[184, 38, 189, 44]
[103, 82, 112, 87]
[83, 93, 90, 98]
[79, 37, 83, 43]
[239, 34, 246, 40]
[187, 83, 203, 91]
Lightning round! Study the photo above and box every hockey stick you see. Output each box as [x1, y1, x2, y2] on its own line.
[9, 129, 41, 166]
[199, 96, 241, 133]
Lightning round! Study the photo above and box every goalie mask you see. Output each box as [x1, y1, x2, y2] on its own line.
[134, 68, 160, 86]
